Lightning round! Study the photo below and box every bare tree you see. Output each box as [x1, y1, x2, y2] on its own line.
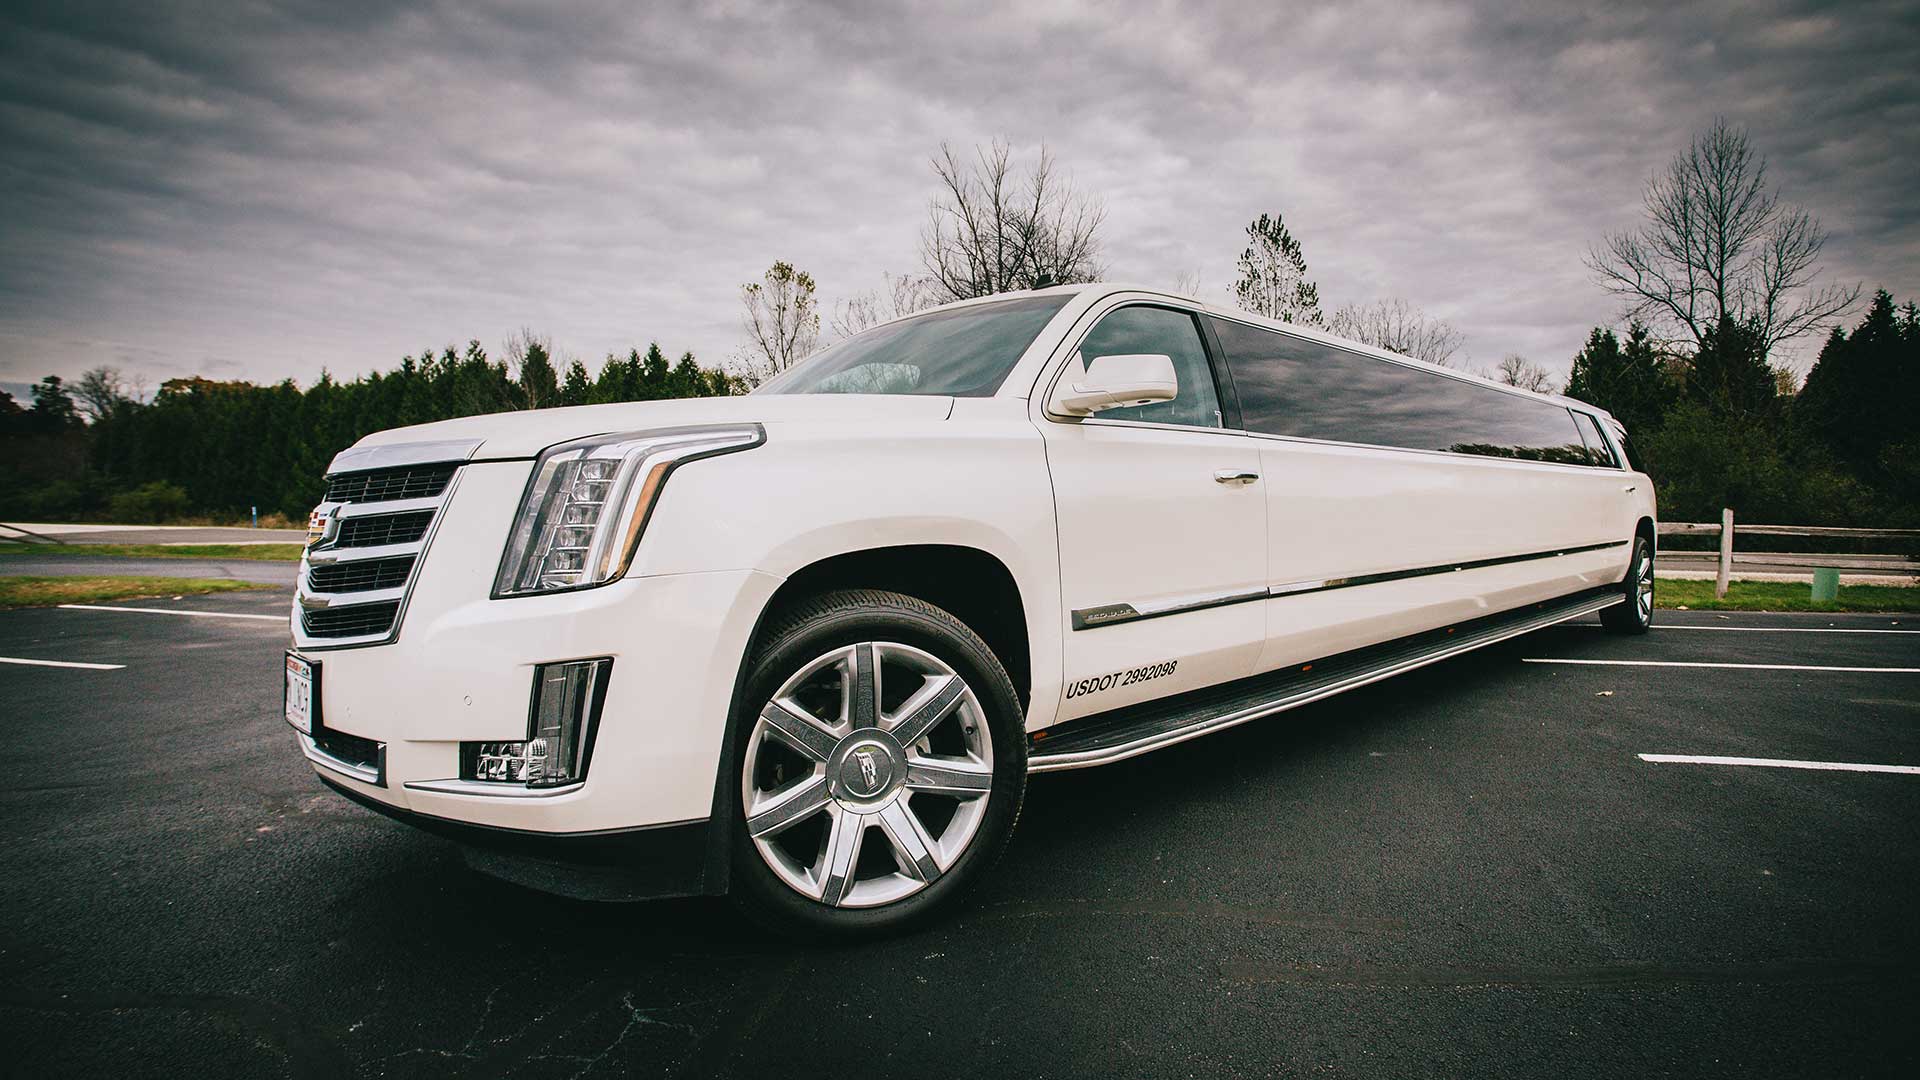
[831, 271, 937, 340]
[1493, 354, 1556, 393]
[74, 365, 132, 421]
[739, 260, 820, 383]
[920, 140, 1106, 301]
[1328, 299, 1466, 367]
[1586, 118, 1858, 358]
[1170, 270, 1204, 298]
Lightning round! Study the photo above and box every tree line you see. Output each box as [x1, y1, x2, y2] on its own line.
[3, 123, 1912, 528]
[736, 124, 1911, 527]
[0, 338, 741, 523]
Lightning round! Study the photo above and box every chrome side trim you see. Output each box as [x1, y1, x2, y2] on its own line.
[327, 438, 484, 475]
[1266, 540, 1628, 599]
[1070, 586, 1268, 631]
[403, 778, 585, 799]
[299, 732, 383, 786]
[1069, 539, 1628, 631]
[1031, 592, 1621, 772]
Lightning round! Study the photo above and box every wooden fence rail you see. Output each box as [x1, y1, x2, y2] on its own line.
[1655, 513, 1918, 597]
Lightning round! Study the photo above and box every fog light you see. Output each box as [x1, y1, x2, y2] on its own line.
[461, 658, 611, 788]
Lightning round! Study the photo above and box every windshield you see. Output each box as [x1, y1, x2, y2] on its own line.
[756, 294, 1073, 397]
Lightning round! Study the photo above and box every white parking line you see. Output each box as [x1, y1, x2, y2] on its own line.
[1639, 754, 1920, 776]
[57, 603, 285, 622]
[1523, 658, 1919, 673]
[0, 656, 125, 670]
[1656, 626, 1915, 635]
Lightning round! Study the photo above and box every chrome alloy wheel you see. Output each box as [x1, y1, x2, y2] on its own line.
[1634, 546, 1654, 622]
[741, 641, 994, 908]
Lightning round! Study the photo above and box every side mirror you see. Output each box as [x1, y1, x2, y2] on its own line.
[1053, 353, 1178, 416]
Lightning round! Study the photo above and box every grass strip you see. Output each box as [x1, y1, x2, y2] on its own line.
[1657, 578, 1919, 613]
[0, 576, 268, 610]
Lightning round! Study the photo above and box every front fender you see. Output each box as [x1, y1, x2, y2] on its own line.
[631, 417, 1067, 730]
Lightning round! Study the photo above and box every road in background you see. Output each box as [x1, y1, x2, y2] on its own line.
[0, 553, 298, 585]
[3, 596, 1916, 1078]
[2, 522, 308, 545]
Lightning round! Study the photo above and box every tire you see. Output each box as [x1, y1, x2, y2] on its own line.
[726, 589, 1026, 940]
[1600, 535, 1654, 635]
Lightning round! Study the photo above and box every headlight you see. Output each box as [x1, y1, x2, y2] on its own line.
[493, 424, 763, 597]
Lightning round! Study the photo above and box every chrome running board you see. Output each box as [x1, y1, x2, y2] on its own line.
[1028, 587, 1620, 772]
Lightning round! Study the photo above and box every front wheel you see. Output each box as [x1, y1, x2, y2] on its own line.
[726, 589, 1026, 939]
[1600, 535, 1654, 635]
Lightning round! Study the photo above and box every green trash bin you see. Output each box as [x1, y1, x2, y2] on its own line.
[1811, 567, 1840, 604]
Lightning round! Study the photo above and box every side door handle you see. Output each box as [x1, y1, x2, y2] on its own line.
[1623, 484, 1638, 493]
[1214, 469, 1260, 486]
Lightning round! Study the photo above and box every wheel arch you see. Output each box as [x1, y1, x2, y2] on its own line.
[757, 544, 1032, 709]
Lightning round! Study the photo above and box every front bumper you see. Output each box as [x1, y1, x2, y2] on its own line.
[297, 563, 781, 836]
[318, 773, 711, 900]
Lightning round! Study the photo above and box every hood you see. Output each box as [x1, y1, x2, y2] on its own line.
[348, 394, 957, 460]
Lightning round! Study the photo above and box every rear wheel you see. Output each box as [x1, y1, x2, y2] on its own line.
[1600, 535, 1654, 635]
[727, 589, 1025, 939]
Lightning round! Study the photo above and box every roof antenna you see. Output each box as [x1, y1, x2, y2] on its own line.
[1032, 272, 1057, 289]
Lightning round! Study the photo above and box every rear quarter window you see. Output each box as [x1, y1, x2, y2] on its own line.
[1208, 316, 1588, 463]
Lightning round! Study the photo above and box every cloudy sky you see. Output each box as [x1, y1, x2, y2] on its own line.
[2, 0, 1916, 400]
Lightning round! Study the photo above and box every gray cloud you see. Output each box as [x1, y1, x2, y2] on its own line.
[1, 0, 1914, 394]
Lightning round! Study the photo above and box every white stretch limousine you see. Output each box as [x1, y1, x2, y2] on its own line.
[286, 283, 1656, 937]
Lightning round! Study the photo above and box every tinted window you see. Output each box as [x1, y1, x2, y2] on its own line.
[1075, 305, 1221, 428]
[1613, 424, 1645, 472]
[758, 295, 1071, 397]
[1572, 411, 1619, 468]
[1210, 316, 1588, 463]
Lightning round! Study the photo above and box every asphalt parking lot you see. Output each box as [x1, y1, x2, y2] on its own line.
[3, 588, 1916, 1078]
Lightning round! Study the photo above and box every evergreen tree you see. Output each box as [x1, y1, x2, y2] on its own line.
[1685, 315, 1777, 422]
[1232, 213, 1322, 326]
[1565, 327, 1622, 401]
[591, 349, 642, 403]
[665, 352, 699, 398]
[1795, 290, 1919, 495]
[560, 359, 592, 407]
[1564, 321, 1671, 435]
[514, 334, 560, 409]
[28, 375, 83, 432]
[0, 389, 23, 434]
[640, 343, 671, 397]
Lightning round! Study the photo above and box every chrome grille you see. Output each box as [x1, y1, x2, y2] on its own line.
[295, 441, 475, 649]
[307, 554, 414, 594]
[324, 464, 456, 504]
[336, 511, 432, 548]
[303, 601, 401, 638]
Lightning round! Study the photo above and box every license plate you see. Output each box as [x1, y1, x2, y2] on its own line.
[285, 653, 316, 735]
